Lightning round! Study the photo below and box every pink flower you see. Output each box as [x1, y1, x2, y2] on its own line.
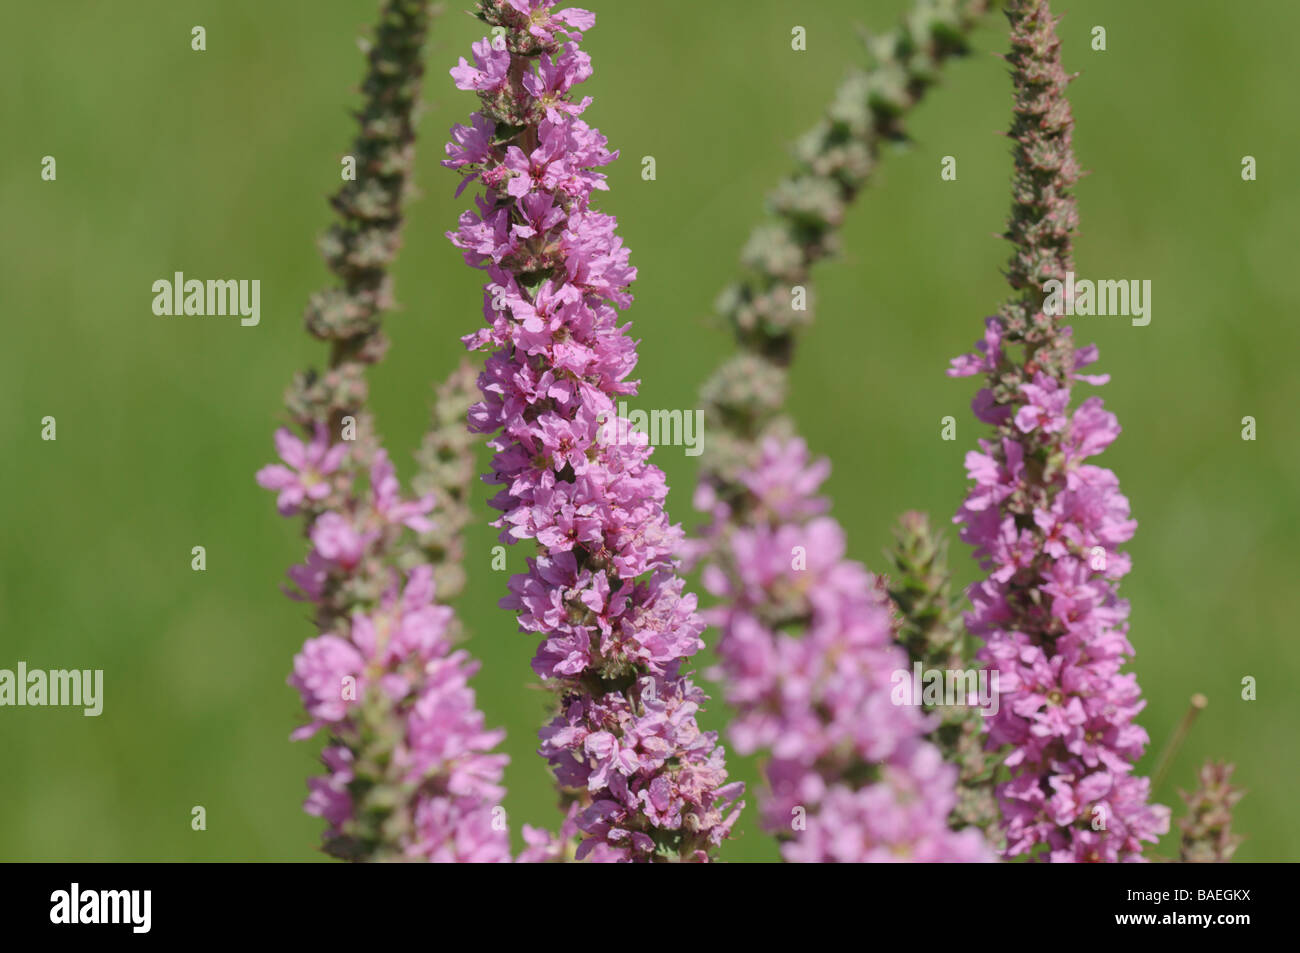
[450, 36, 510, 94]
[1013, 373, 1071, 435]
[502, 2, 594, 44]
[370, 451, 435, 533]
[309, 511, 368, 570]
[524, 46, 593, 118]
[289, 634, 364, 739]
[256, 425, 347, 515]
[948, 316, 1004, 379]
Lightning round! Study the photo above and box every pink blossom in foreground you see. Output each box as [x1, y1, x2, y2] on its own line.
[261, 0, 509, 863]
[262, 430, 510, 862]
[699, 437, 992, 862]
[256, 425, 348, 516]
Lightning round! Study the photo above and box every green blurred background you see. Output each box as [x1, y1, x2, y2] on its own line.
[4, 0, 1297, 862]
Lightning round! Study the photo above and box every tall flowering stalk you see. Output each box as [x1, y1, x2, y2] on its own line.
[947, 0, 1168, 861]
[886, 511, 1001, 836]
[259, 0, 510, 862]
[1178, 761, 1244, 863]
[700, 439, 991, 862]
[444, 1, 742, 862]
[291, 0, 432, 441]
[407, 360, 481, 606]
[700, 0, 991, 501]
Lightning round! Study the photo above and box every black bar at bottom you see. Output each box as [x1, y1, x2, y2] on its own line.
[0, 860, 1280, 939]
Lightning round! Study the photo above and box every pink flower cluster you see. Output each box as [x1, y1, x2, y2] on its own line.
[259, 427, 510, 862]
[950, 325, 1170, 861]
[698, 437, 992, 862]
[444, 3, 742, 861]
[515, 802, 625, 863]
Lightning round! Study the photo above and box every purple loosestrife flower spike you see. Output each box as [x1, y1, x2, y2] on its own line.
[260, 0, 510, 862]
[947, 0, 1169, 861]
[701, 440, 993, 862]
[444, 1, 743, 862]
[886, 511, 1001, 837]
[1178, 761, 1244, 863]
